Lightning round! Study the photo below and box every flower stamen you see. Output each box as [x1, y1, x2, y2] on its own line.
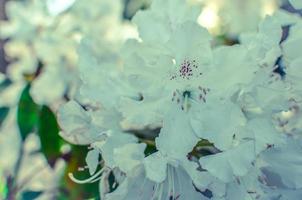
[68, 167, 105, 184]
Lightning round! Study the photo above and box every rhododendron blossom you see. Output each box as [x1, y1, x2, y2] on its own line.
[56, 0, 302, 199]
[1, 0, 302, 199]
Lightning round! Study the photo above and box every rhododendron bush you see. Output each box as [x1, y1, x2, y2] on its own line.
[0, 0, 302, 199]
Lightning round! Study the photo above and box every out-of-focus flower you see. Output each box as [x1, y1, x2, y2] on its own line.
[0, 0, 134, 106]
[289, 0, 302, 9]
[197, 0, 280, 35]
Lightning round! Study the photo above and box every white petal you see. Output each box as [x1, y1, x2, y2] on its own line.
[114, 143, 146, 174]
[94, 133, 137, 168]
[132, 0, 200, 44]
[86, 149, 100, 175]
[200, 141, 255, 182]
[143, 152, 168, 183]
[167, 21, 212, 65]
[30, 67, 66, 105]
[156, 107, 199, 159]
[57, 101, 96, 145]
[191, 100, 246, 151]
[106, 164, 207, 200]
[260, 138, 302, 188]
[245, 118, 285, 154]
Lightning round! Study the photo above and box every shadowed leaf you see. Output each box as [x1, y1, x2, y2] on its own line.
[21, 190, 43, 200]
[0, 107, 9, 126]
[38, 106, 64, 167]
[17, 84, 40, 141]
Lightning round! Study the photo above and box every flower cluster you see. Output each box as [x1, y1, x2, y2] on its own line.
[57, 0, 302, 199]
[0, 0, 133, 106]
[0, 0, 136, 198]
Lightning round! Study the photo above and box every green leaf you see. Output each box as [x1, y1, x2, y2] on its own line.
[0, 107, 9, 126]
[38, 106, 64, 168]
[21, 190, 43, 200]
[144, 143, 157, 156]
[17, 84, 40, 141]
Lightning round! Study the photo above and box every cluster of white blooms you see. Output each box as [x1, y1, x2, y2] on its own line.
[0, 0, 134, 106]
[0, 0, 137, 198]
[57, 0, 302, 199]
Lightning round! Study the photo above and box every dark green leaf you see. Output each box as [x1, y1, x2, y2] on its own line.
[0, 78, 12, 93]
[17, 84, 40, 141]
[21, 190, 43, 200]
[0, 107, 9, 126]
[144, 143, 157, 156]
[38, 106, 63, 168]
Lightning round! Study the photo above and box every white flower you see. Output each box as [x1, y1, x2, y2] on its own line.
[105, 165, 207, 200]
[245, 118, 285, 154]
[68, 133, 138, 188]
[86, 148, 100, 175]
[3, 42, 38, 80]
[222, 166, 266, 200]
[260, 138, 302, 189]
[0, 0, 53, 40]
[143, 152, 169, 183]
[142, 151, 213, 195]
[57, 100, 102, 145]
[190, 100, 246, 151]
[1, 0, 130, 107]
[30, 65, 75, 105]
[240, 16, 282, 70]
[47, 0, 302, 199]
[140, 110, 212, 192]
[155, 107, 199, 160]
[196, 103, 285, 183]
[282, 22, 302, 91]
[199, 141, 255, 182]
[121, 20, 256, 128]
[77, 38, 139, 110]
[113, 143, 146, 174]
[133, 0, 201, 44]
[119, 21, 211, 126]
[93, 132, 138, 169]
